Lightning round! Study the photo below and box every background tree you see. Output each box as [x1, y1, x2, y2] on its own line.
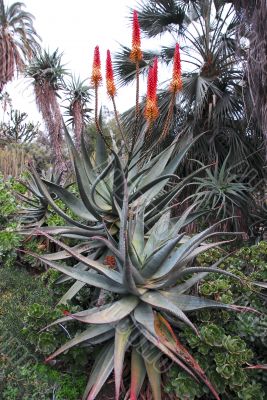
[26, 49, 67, 172]
[0, 0, 40, 92]
[63, 76, 92, 149]
[0, 109, 40, 144]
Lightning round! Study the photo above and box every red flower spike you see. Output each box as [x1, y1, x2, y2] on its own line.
[91, 45, 102, 87]
[144, 58, 159, 122]
[63, 310, 70, 316]
[170, 43, 182, 93]
[130, 10, 142, 62]
[106, 50, 116, 97]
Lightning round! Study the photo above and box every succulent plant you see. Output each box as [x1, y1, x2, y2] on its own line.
[24, 142, 251, 399]
[20, 16, 257, 400]
[17, 169, 63, 227]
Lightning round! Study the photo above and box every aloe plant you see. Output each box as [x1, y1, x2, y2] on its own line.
[20, 19, 255, 400]
[27, 186, 251, 400]
[23, 134, 251, 399]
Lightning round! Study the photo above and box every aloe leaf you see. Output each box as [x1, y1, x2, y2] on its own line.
[81, 134, 98, 184]
[159, 293, 237, 312]
[173, 266, 242, 282]
[179, 239, 235, 268]
[123, 250, 142, 296]
[143, 212, 171, 260]
[86, 329, 115, 345]
[246, 364, 267, 370]
[58, 280, 86, 305]
[136, 322, 198, 381]
[133, 305, 198, 379]
[63, 124, 102, 220]
[19, 226, 103, 237]
[151, 219, 237, 280]
[95, 118, 108, 168]
[114, 319, 132, 400]
[43, 180, 98, 222]
[141, 291, 198, 334]
[41, 307, 110, 332]
[253, 281, 267, 289]
[131, 207, 145, 256]
[90, 159, 113, 212]
[138, 143, 175, 188]
[44, 243, 100, 261]
[163, 133, 204, 176]
[142, 234, 185, 279]
[69, 296, 139, 324]
[154, 314, 220, 400]
[83, 342, 115, 400]
[130, 347, 146, 400]
[143, 355, 161, 400]
[129, 174, 177, 203]
[30, 166, 100, 229]
[134, 303, 157, 336]
[167, 272, 209, 295]
[31, 254, 126, 293]
[46, 324, 113, 362]
[146, 165, 209, 219]
[36, 230, 123, 283]
[112, 151, 125, 210]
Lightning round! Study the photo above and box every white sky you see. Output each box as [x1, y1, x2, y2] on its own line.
[3, 0, 172, 124]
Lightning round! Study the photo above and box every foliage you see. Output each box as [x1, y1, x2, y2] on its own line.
[0, 0, 41, 91]
[166, 241, 267, 399]
[0, 264, 86, 400]
[0, 178, 21, 266]
[188, 154, 253, 232]
[0, 109, 40, 145]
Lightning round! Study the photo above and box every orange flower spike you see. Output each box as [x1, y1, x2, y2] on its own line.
[130, 10, 143, 62]
[170, 43, 183, 93]
[91, 45, 102, 87]
[106, 50, 116, 97]
[144, 57, 159, 122]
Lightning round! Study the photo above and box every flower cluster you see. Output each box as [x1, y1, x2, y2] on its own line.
[144, 57, 159, 122]
[130, 10, 142, 62]
[106, 50, 116, 98]
[170, 43, 182, 93]
[91, 46, 102, 88]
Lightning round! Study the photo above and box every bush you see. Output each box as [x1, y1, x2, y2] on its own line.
[0, 264, 87, 399]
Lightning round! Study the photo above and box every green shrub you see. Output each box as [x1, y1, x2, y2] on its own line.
[0, 264, 87, 399]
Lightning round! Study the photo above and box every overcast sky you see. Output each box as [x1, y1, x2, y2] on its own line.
[3, 0, 172, 123]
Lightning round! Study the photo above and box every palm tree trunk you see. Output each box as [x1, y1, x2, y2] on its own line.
[233, 0, 267, 162]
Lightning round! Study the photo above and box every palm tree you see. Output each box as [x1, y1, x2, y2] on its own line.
[63, 76, 92, 149]
[26, 49, 67, 172]
[0, 0, 40, 92]
[115, 0, 264, 178]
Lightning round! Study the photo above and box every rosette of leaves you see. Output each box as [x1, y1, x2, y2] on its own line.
[189, 154, 251, 226]
[17, 169, 63, 227]
[24, 142, 255, 400]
